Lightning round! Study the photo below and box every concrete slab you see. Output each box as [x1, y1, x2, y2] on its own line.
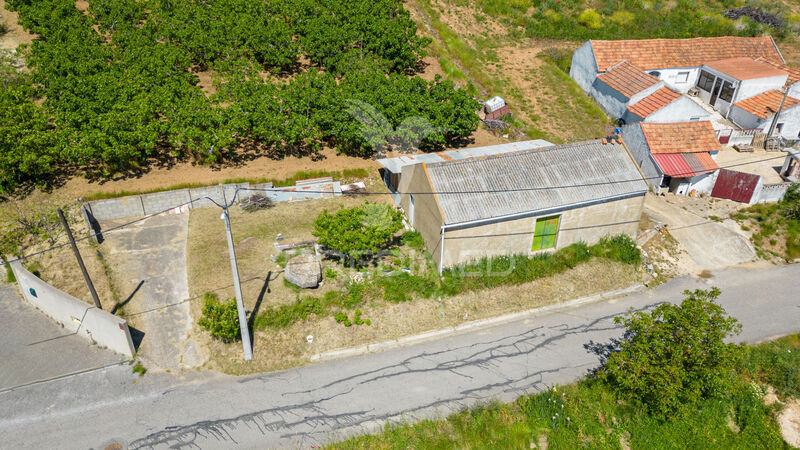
[101, 213, 203, 370]
[0, 285, 124, 391]
[716, 148, 786, 184]
[644, 195, 756, 270]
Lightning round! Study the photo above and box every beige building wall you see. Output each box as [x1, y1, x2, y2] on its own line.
[440, 195, 644, 270]
[402, 163, 445, 264]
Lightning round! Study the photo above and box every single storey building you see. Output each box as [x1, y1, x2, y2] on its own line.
[391, 139, 648, 272]
[621, 121, 720, 195]
[622, 87, 710, 124]
[696, 57, 790, 116]
[728, 90, 800, 141]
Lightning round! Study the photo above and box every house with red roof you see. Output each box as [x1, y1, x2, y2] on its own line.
[570, 36, 797, 125]
[728, 90, 800, 140]
[620, 121, 721, 195]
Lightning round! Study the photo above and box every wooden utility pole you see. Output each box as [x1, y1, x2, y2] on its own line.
[58, 209, 102, 309]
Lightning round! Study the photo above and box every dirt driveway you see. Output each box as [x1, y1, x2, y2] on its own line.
[101, 213, 204, 371]
[644, 194, 756, 271]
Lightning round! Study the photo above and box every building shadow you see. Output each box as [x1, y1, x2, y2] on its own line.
[129, 326, 145, 351]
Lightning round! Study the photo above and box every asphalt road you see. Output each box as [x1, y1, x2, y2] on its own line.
[1, 264, 798, 449]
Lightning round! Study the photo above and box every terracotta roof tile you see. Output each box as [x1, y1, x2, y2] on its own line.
[732, 89, 800, 119]
[596, 61, 660, 98]
[626, 87, 680, 119]
[640, 121, 720, 154]
[705, 57, 787, 80]
[759, 58, 800, 86]
[591, 36, 783, 71]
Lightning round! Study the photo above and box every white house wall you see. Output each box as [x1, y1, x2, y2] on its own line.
[654, 67, 701, 93]
[688, 172, 717, 195]
[736, 75, 789, 102]
[757, 106, 800, 140]
[642, 96, 710, 123]
[590, 79, 631, 118]
[620, 124, 664, 190]
[788, 82, 800, 100]
[570, 41, 599, 94]
[728, 105, 762, 129]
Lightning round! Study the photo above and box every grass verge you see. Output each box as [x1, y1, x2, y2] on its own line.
[330, 334, 800, 448]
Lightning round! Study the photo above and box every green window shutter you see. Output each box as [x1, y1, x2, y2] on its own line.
[532, 216, 560, 251]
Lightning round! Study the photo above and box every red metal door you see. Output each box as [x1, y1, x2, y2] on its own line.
[711, 169, 760, 203]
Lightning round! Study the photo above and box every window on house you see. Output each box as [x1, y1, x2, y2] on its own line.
[689, 116, 701, 121]
[697, 70, 715, 92]
[718, 81, 735, 102]
[776, 123, 784, 133]
[649, 71, 661, 78]
[531, 216, 560, 251]
[676, 71, 690, 83]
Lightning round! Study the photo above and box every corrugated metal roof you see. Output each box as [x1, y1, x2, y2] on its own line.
[377, 140, 554, 173]
[424, 139, 648, 225]
[652, 152, 718, 178]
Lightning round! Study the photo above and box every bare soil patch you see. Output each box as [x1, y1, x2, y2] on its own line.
[0, 0, 36, 50]
[778, 399, 800, 448]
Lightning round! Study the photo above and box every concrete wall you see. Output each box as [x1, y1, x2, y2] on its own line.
[439, 195, 644, 269]
[737, 75, 788, 102]
[402, 164, 445, 266]
[656, 67, 701, 93]
[569, 41, 598, 93]
[688, 171, 717, 195]
[642, 96, 710, 123]
[9, 261, 135, 357]
[758, 106, 800, 141]
[789, 82, 800, 100]
[728, 104, 762, 130]
[620, 124, 664, 190]
[590, 78, 632, 119]
[755, 182, 795, 203]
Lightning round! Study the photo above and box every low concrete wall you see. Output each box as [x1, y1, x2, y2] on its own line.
[9, 261, 135, 357]
[755, 182, 795, 204]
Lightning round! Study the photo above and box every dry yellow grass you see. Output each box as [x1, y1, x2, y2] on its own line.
[205, 258, 641, 375]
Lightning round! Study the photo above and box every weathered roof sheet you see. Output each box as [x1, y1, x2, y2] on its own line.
[641, 121, 720, 154]
[626, 87, 681, 119]
[423, 139, 648, 225]
[652, 152, 718, 178]
[591, 36, 783, 71]
[377, 140, 554, 173]
[732, 89, 800, 119]
[705, 57, 787, 81]
[596, 61, 660, 98]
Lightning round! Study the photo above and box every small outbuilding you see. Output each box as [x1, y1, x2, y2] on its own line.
[392, 139, 648, 272]
[728, 90, 800, 141]
[621, 121, 721, 195]
[696, 57, 790, 116]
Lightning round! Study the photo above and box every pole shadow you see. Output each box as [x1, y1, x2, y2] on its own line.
[112, 280, 145, 315]
[248, 271, 276, 347]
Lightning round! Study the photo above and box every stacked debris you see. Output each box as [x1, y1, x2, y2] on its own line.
[723, 6, 782, 28]
[483, 96, 512, 121]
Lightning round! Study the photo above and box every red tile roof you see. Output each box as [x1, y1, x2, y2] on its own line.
[732, 89, 800, 119]
[596, 61, 660, 98]
[759, 58, 800, 86]
[626, 87, 681, 119]
[652, 152, 718, 178]
[705, 57, 787, 81]
[640, 121, 720, 154]
[591, 36, 783, 71]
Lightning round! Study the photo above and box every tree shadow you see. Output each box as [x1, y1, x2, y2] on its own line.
[583, 329, 634, 377]
[112, 280, 144, 315]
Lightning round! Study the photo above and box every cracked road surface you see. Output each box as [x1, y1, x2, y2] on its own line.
[1, 264, 798, 449]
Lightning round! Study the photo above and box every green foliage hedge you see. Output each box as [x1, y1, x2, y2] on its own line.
[313, 203, 405, 261]
[0, 0, 479, 193]
[198, 293, 241, 342]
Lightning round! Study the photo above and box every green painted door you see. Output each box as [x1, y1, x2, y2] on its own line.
[532, 216, 560, 251]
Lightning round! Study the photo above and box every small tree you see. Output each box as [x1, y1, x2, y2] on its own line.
[198, 293, 241, 342]
[313, 202, 403, 262]
[598, 288, 742, 415]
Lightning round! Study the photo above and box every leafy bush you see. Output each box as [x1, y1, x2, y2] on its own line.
[198, 293, 241, 342]
[132, 361, 147, 376]
[313, 203, 404, 261]
[738, 334, 800, 399]
[598, 288, 742, 415]
[400, 231, 425, 250]
[782, 184, 800, 221]
[577, 9, 603, 29]
[254, 296, 323, 329]
[593, 234, 640, 265]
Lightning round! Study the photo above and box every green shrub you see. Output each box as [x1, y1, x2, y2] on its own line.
[738, 334, 800, 398]
[334, 311, 352, 326]
[609, 10, 635, 26]
[4, 262, 15, 283]
[198, 293, 241, 342]
[255, 296, 324, 330]
[577, 9, 603, 29]
[313, 202, 404, 261]
[132, 361, 147, 376]
[599, 288, 742, 415]
[401, 231, 425, 250]
[594, 234, 640, 265]
[325, 267, 337, 279]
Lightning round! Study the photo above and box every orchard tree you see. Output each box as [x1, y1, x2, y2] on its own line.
[313, 203, 404, 262]
[598, 288, 742, 415]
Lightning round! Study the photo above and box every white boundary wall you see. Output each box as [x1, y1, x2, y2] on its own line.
[9, 261, 135, 357]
